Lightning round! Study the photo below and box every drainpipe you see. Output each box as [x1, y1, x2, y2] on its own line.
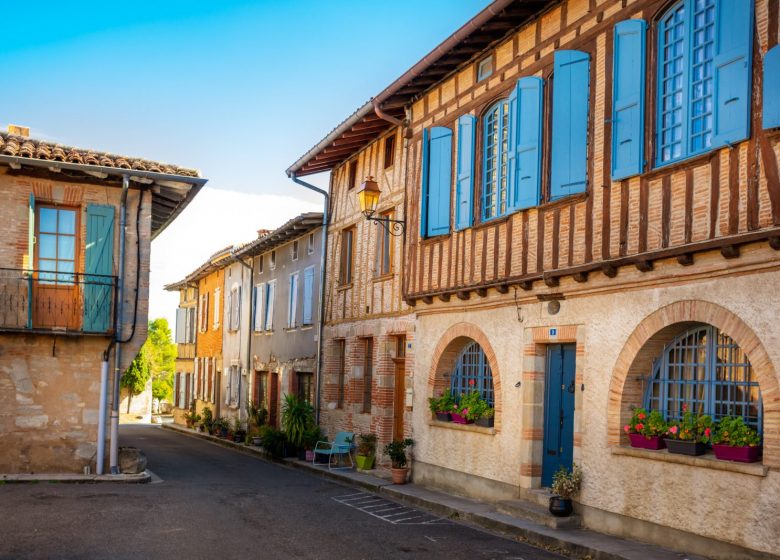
[96, 340, 114, 475]
[288, 173, 329, 424]
[110, 175, 130, 474]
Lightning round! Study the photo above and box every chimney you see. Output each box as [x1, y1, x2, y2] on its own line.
[8, 124, 30, 137]
[257, 228, 271, 238]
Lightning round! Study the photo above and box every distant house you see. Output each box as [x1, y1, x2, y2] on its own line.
[0, 128, 205, 474]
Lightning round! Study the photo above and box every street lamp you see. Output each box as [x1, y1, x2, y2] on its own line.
[356, 177, 406, 236]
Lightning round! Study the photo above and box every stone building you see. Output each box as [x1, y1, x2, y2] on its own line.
[289, 0, 780, 557]
[235, 213, 323, 428]
[0, 128, 205, 474]
[288, 114, 415, 456]
[165, 279, 197, 421]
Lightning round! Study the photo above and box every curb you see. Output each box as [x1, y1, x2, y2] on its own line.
[160, 423, 703, 560]
[0, 472, 151, 484]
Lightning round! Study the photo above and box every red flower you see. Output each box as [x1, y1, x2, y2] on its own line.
[468, 379, 475, 386]
[668, 426, 678, 435]
[704, 428, 711, 437]
[635, 423, 644, 431]
[638, 412, 646, 420]
[624, 425, 630, 433]
[682, 403, 688, 412]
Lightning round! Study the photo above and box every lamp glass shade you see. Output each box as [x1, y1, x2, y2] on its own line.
[357, 179, 381, 215]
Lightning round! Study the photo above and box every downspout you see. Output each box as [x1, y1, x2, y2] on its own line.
[110, 175, 130, 474]
[288, 173, 329, 424]
[96, 340, 114, 475]
[230, 253, 254, 424]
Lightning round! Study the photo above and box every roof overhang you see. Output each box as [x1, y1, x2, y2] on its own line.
[234, 212, 324, 258]
[286, 0, 556, 178]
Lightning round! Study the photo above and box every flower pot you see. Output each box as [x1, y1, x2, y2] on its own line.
[475, 416, 494, 428]
[391, 467, 409, 484]
[252, 436, 263, 446]
[451, 412, 473, 425]
[305, 450, 315, 462]
[434, 412, 452, 422]
[664, 438, 706, 456]
[355, 455, 375, 470]
[549, 497, 573, 517]
[713, 444, 762, 463]
[628, 433, 666, 450]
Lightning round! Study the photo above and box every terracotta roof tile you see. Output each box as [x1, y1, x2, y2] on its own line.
[0, 131, 200, 178]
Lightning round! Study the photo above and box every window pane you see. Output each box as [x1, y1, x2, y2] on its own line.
[39, 208, 58, 233]
[39, 234, 57, 260]
[58, 210, 76, 234]
[58, 236, 75, 261]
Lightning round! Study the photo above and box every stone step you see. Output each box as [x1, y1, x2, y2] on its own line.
[496, 498, 581, 530]
[518, 487, 556, 507]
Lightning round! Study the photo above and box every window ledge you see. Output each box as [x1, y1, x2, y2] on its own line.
[373, 273, 394, 283]
[611, 446, 769, 477]
[337, 283, 353, 291]
[427, 419, 496, 435]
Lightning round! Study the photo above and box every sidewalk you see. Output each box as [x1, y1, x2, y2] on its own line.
[162, 423, 705, 560]
[1, 472, 150, 484]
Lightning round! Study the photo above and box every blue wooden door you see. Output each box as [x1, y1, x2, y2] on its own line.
[542, 344, 576, 487]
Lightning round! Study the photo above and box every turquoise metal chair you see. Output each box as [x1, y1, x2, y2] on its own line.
[313, 431, 354, 470]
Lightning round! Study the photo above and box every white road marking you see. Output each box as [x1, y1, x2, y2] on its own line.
[332, 492, 451, 525]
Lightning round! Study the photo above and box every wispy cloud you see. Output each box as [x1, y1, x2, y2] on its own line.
[149, 186, 321, 328]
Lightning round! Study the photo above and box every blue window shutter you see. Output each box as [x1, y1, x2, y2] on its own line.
[302, 266, 314, 325]
[506, 85, 519, 210]
[83, 204, 115, 332]
[763, 45, 780, 129]
[426, 126, 453, 236]
[612, 19, 647, 180]
[456, 115, 476, 230]
[420, 128, 430, 238]
[551, 50, 590, 199]
[712, 0, 753, 147]
[515, 76, 544, 209]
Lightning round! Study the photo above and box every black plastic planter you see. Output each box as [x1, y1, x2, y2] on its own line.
[664, 438, 706, 456]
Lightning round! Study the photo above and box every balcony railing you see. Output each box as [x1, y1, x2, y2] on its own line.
[0, 268, 117, 335]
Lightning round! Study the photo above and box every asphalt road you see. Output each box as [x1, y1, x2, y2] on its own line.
[0, 425, 567, 560]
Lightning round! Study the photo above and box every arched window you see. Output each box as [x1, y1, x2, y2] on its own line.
[450, 341, 494, 405]
[644, 325, 762, 430]
[482, 99, 510, 220]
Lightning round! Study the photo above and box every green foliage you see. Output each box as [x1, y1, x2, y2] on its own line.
[624, 408, 667, 437]
[303, 424, 324, 451]
[281, 394, 314, 449]
[551, 463, 582, 500]
[200, 407, 214, 432]
[148, 318, 176, 402]
[428, 390, 456, 414]
[260, 425, 287, 458]
[184, 404, 200, 427]
[122, 349, 151, 412]
[384, 438, 414, 468]
[712, 416, 761, 447]
[457, 391, 490, 421]
[666, 405, 713, 443]
[246, 401, 268, 436]
[356, 433, 378, 457]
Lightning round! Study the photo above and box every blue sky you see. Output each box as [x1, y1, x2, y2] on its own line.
[0, 0, 490, 324]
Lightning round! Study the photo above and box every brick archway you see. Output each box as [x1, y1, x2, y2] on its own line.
[607, 300, 780, 466]
[428, 322, 502, 428]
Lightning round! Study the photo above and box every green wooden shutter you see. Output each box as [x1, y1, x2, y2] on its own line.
[612, 19, 647, 180]
[83, 204, 115, 332]
[712, 0, 753, 147]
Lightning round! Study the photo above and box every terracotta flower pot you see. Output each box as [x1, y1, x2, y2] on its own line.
[391, 467, 409, 484]
[712, 444, 762, 463]
[628, 433, 666, 450]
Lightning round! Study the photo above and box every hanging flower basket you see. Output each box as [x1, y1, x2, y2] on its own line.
[712, 444, 762, 463]
[628, 433, 666, 450]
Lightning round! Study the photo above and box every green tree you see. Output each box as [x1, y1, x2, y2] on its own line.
[122, 346, 151, 413]
[146, 318, 176, 402]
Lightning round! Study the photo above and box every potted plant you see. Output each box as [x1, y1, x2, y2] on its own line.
[664, 405, 712, 456]
[259, 425, 286, 459]
[549, 463, 582, 517]
[246, 400, 267, 445]
[711, 416, 762, 463]
[462, 392, 493, 428]
[232, 417, 246, 443]
[428, 390, 455, 422]
[452, 391, 483, 424]
[214, 417, 230, 438]
[624, 407, 667, 450]
[200, 406, 214, 434]
[302, 424, 324, 462]
[184, 404, 200, 429]
[355, 433, 378, 470]
[475, 406, 495, 428]
[384, 438, 413, 484]
[281, 394, 314, 456]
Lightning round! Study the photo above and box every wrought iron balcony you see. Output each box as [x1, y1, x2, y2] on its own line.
[0, 268, 117, 335]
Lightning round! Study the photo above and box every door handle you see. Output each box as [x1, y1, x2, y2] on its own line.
[547, 449, 557, 456]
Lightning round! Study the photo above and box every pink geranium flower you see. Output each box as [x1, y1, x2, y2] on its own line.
[624, 425, 630, 433]
[668, 425, 678, 435]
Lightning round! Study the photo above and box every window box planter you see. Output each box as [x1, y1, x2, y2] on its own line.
[628, 433, 665, 450]
[475, 416, 494, 428]
[712, 444, 762, 463]
[435, 412, 452, 422]
[664, 439, 706, 456]
[451, 412, 473, 425]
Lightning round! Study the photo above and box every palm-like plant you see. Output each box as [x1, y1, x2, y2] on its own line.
[281, 394, 314, 449]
